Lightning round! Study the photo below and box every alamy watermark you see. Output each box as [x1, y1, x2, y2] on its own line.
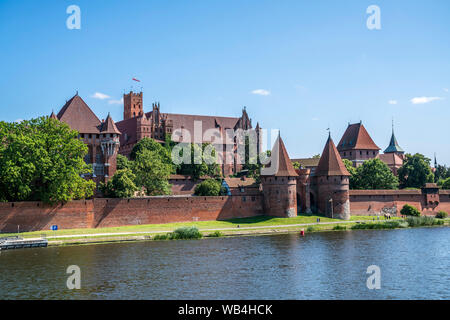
[66, 265, 81, 289]
[366, 5, 381, 30]
[169, 123, 282, 176]
[366, 265, 381, 289]
[66, 5, 81, 30]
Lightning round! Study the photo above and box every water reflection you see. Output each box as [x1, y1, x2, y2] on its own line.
[0, 227, 449, 299]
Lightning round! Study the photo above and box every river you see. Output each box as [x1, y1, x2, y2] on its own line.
[0, 227, 449, 299]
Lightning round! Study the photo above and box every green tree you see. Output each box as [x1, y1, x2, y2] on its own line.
[100, 169, 138, 198]
[440, 177, 450, 190]
[133, 149, 172, 196]
[398, 153, 434, 189]
[0, 117, 95, 203]
[400, 204, 421, 217]
[241, 135, 267, 182]
[434, 164, 450, 183]
[194, 179, 222, 196]
[130, 137, 172, 163]
[352, 158, 399, 190]
[176, 143, 221, 180]
[292, 162, 301, 169]
[116, 154, 132, 171]
[342, 159, 358, 189]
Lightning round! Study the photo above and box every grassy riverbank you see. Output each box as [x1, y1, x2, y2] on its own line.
[2, 214, 446, 247]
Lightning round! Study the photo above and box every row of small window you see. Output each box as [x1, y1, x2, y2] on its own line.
[80, 133, 117, 139]
[241, 196, 256, 202]
[343, 151, 377, 157]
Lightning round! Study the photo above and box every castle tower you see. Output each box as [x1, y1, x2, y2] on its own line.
[337, 121, 380, 167]
[99, 114, 121, 182]
[313, 133, 351, 220]
[384, 121, 404, 160]
[261, 134, 298, 217]
[123, 91, 143, 120]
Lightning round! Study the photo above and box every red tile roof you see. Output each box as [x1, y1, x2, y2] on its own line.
[316, 135, 350, 176]
[224, 177, 258, 188]
[378, 153, 403, 167]
[290, 157, 320, 168]
[337, 123, 380, 151]
[100, 114, 121, 135]
[56, 95, 102, 134]
[267, 135, 298, 177]
[116, 116, 138, 145]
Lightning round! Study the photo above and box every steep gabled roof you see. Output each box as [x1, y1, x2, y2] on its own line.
[316, 134, 350, 176]
[384, 129, 404, 153]
[49, 111, 58, 120]
[100, 114, 121, 135]
[337, 122, 380, 151]
[56, 95, 102, 134]
[266, 135, 298, 177]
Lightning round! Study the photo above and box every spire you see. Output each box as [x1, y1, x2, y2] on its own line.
[49, 110, 58, 120]
[100, 113, 121, 134]
[266, 134, 298, 177]
[316, 134, 350, 176]
[384, 121, 404, 154]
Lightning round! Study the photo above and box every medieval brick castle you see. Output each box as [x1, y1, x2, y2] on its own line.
[45, 91, 449, 222]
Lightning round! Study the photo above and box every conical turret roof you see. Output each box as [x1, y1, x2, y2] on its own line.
[100, 113, 121, 135]
[316, 134, 350, 176]
[49, 111, 58, 120]
[384, 128, 404, 154]
[267, 134, 298, 177]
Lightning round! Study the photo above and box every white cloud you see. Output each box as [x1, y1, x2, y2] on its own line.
[108, 98, 124, 105]
[410, 96, 443, 104]
[388, 100, 398, 105]
[251, 89, 270, 96]
[91, 92, 110, 100]
[14, 119, 23, 123]
[444, 88, 449, 92]
[312, 117, 319, 121]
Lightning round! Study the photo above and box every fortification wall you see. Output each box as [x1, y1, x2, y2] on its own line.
[0, 200, 94, 233]
[349, 190, 450, 216]
[0, 196, 264, 233]
[91, 195, 263, 228]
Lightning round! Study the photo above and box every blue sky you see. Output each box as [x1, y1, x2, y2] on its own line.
[1, 0, 449, 165]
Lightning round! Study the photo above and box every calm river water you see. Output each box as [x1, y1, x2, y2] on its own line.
[0, 227, 449, 299]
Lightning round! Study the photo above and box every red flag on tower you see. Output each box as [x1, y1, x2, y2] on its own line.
[132, 78, 141, 82]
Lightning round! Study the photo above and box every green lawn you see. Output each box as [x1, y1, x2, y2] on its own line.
[0, 214, 394, 239]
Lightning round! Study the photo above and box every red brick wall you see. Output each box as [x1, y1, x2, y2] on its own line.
[350, 190, 450, 216]
[0, 196, 264, 232]
[0, 201, 94, 233]
[262, 176, 297, 218]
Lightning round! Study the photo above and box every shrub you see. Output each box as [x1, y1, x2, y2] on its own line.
[153, 234, 168, 241]
[209, 230, 223, 237]
[194, 179, 221, 196]
[406, 216, 443, 227]
[400, 204, 421, 217]
[333, 225, 347, 231]
[169, 226, 203, 240]
[306, 226, 316, 232]
[351, 221, 403, 230]
[100, 169, 138, 198]
[436, 211, 448, 219]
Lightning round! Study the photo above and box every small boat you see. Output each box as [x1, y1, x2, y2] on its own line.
[0, 236, 48, 250]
